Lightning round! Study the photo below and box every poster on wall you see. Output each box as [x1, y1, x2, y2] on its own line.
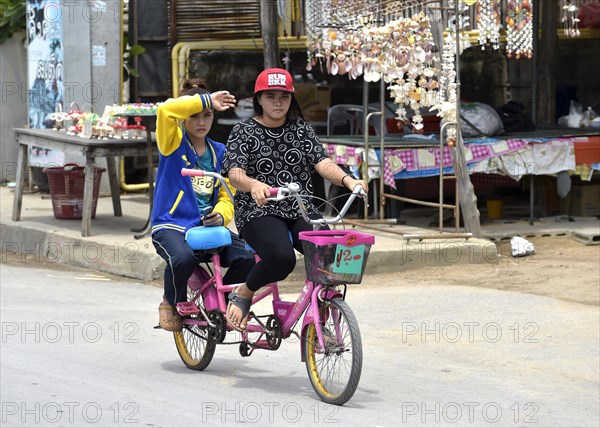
[27, 0, 65, 165]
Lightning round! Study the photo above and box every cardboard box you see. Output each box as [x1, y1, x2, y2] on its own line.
[574, 135, 600, 165]
[295, 84, 331, 121]
[565, 184, 600, 216]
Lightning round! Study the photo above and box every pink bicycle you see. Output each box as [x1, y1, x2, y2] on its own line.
[173, 168, 375, 405]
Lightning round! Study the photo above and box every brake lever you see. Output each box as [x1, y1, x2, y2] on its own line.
[265, 187, 285, 202]
[265, 183, 300, 202]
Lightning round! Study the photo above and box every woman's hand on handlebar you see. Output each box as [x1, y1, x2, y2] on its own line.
[250, 182, 273, 206]
[345, 177, 369, 194]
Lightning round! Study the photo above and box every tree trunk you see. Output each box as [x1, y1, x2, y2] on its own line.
[453, 135, 482, 237]
[260, 0, 279, 68]
[451, 1, 482, 238]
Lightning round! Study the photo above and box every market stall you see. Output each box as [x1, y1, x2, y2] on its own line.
[321, 129, 600, 222]
[11, 103, 159, 237]
[305, 0, 599, 233]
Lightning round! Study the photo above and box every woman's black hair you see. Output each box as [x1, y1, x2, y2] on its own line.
[252, 91, 305, 122]
[179, 78, 210, 97]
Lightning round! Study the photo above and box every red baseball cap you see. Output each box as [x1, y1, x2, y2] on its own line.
[254, 68, 295, 93]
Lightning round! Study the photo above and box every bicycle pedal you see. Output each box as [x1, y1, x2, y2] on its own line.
[176, 302, 200, 316]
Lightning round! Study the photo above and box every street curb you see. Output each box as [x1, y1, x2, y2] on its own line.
[1, 220, 165, 281]
[1, 218, 498, 282]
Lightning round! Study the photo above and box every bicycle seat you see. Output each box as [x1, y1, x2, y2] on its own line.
[185, 226, 232, 250]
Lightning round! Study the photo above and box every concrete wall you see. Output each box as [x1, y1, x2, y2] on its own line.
[62, 0, 122, 192]
[0, 1, 122, 191]
[0, 32, 28, 183]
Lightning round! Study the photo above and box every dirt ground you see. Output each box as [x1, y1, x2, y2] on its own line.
[361, 236, 600, 307]
[1, 236, 599, 306]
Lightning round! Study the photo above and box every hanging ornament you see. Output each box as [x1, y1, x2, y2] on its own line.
[562, 1, 581, 37]
[386, 12, 440, 130]
[447, 0, 472, 54]
[477, 0, 501, 50]
[506, 0, 534, 59]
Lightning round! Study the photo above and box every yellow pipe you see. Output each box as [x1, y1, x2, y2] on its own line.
[119, 157, 154, 192]
[177, 37, 307, 96]
[456, 28, 600, 44]
[171, 42, 187, 97]
[172, 37, 307, 97]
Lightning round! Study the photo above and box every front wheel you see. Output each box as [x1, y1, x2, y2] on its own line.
[173, 286, 216, 371]
[303, 297, 362, 405]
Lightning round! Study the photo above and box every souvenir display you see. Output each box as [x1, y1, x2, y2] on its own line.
[505, 0, 534, 59]
[49, 103, 69, 131]
[447, 0, 472, 53]
[305, 0, 538, 141]
[562, 0, 581, 37]
[477, 0, 501, 49]
[110, 102, 159, 116]
[50, 102, 157, 139]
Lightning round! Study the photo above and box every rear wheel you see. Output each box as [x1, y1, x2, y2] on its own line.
[173, 287, 216, 371]
[303, 297, 362, 405]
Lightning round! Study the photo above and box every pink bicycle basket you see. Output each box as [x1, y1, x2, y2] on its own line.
[299, 230, 375, 285]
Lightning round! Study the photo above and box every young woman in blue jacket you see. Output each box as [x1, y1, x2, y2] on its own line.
[152, 78, 255, 331]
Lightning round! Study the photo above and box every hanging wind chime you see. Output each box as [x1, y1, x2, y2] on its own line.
[505, 0, 534, 59]
[562, 0, 581, 37]
[477, 0, 501, 50]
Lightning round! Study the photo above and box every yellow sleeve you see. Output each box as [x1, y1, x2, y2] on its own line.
[155, 94, 212, 156]
[213, 177, 236, 226]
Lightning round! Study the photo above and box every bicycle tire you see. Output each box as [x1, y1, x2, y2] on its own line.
[303, 297, 362, 405]
[173, 287, 217, 371]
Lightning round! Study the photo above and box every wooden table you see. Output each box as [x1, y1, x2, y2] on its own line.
[12, 128, 153, 237]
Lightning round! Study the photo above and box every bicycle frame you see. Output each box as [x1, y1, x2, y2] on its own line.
[176, 167, 371, 405]
[178, 168, 364, 351]
[180, 250, 343, 356]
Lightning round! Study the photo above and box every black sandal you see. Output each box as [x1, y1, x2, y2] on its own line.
[225, 289, 251, 332]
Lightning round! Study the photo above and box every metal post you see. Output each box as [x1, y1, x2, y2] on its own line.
[362, 80, 369, 220]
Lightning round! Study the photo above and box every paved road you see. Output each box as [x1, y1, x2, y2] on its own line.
[1, 263, 598, 427]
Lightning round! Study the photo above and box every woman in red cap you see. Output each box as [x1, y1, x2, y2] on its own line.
[222, 68, 368, 331]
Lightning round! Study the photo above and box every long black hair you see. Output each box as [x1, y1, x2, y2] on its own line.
[252, 91, 305, 122]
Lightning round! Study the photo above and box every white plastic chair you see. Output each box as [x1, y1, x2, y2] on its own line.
[326, 104, 365, 135]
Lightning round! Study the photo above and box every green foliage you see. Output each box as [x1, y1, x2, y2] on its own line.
[122, 34, 145, 80]
[0, 0, 26, 45]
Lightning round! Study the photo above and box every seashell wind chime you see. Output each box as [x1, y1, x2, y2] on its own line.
[477, 0, 501, 50]
[561, 0, 581, 38]
[505, 0, 534, 59]
[305, 0, 448, 134]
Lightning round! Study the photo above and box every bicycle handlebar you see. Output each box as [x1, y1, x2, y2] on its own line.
[181, 168, 365, 227]
[181, 168, 236, 202]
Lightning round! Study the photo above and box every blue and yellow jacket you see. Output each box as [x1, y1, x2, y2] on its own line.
[151, 94, 235, 235]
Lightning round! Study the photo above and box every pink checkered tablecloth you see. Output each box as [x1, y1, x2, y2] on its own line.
[323, 144, 363, 166]
[323, 139, 531, 190]
[381, 139, 530, 189]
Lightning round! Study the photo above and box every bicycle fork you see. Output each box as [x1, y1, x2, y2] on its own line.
[300, 285, 344, 360]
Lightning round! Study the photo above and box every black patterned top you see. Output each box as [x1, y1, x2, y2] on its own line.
[222, 118, 328, 234]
